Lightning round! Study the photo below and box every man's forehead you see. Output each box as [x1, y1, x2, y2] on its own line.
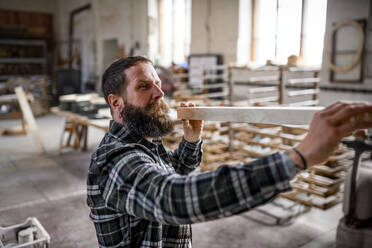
[125, 62, 158, 80]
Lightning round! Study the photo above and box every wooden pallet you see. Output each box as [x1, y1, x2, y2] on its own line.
[280, 191, 342, 210]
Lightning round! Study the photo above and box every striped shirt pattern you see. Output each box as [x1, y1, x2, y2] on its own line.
[87, 121, 296, 247]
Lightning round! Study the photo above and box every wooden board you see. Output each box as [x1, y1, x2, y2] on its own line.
[15, 87, 45, 154]
[292, 181, 340, 197]
[232, 126, 304, 143]
[0, 125, 27, 136]
[177, 106, 323, 125]
[297, 173, 344, 187]
[309, 165, 346, 177]
[280, 191, 341, 210]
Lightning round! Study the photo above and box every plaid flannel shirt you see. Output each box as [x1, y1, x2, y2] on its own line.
[87, 121, 297, 248]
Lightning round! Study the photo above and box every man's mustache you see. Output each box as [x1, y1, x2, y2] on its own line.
[145, 99, 169, 115]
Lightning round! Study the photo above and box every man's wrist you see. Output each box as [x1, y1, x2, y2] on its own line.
[286, 149, 306, 170]
[183, 135, 201, 144]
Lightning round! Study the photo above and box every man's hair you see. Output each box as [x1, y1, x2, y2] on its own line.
[101, 56, 152, 104]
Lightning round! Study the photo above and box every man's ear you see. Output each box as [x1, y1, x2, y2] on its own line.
[107, 94, 124, 115]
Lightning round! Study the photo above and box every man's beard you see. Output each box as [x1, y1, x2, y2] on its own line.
[121, 99, 174, 138]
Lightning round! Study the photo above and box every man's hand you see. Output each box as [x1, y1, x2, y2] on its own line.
[294, 101, 372, 167]
[181, 102, 204, 143]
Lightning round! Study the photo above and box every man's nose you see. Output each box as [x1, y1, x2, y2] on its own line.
[152, 84, 164, 99]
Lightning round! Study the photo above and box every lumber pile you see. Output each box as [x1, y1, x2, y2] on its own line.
[285, 67, 320, 107]
[231, 123, 352, 210]
[0, 77, 51, 118]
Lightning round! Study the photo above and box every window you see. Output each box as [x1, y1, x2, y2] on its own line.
[148, 0, 191, 66]
[238, 0, 327, 66]
[302, 0, 328, 66]
[148, 0, 159, 63]
[275, 0, 303, 64]
[237, 0, 251, 64]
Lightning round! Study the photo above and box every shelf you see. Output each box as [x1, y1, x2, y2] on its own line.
[0, 58, 46, 64]
[0, 74, 45, 80]
[0, 39, 46, 46]
[0, 39, 48, 79]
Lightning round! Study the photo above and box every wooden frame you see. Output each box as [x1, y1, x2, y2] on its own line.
[286, 69, 320, 106]
[228, 66, 283, 106]
[329, 19, 367, 83]
[177, 106, 323, 125]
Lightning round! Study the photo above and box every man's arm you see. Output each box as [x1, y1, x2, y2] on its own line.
[294, 101, 372, 168]
[167, 137, 203, 174]
[102, 149, 296, 226]
[166, 102, 204, 174]
[102, 101, 372, 225]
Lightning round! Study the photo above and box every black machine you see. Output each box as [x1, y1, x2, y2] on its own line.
[57, 4, 91, 98]
[336, 138, 372, 247]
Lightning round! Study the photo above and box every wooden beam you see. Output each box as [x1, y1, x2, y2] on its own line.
[247, 75, 279, 83]
[287, 89, 319, 97]
[15, 87, 46, 154]
[250, 0, 257, 61]
[247, 86, 278, 94]
[289, 100, 319, 107]
[177, 106, 323, 125]
[247, 96, 279, 104]
[287, 77, 320, 85]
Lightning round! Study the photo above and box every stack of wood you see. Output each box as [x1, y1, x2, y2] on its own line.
[199, 121, 255, 171]
[229, 65, 283, 106]
[281, 144, 352, 209]
[285, 67, 320, 107]
[229, 123, 352, 210]
[0, 76, 51, 118]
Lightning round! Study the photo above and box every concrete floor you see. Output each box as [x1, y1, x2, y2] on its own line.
[0, 113, 345, 248]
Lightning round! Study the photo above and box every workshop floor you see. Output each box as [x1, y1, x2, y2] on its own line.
[0, 113, 344, 248]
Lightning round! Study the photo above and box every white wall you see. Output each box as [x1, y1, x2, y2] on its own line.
[0, 0, 54, 13]
[321, 0, 372, 90]
[190, 0, 239, 64]
[1, 0, 140, 85]
[54, 0, 149, 88]
[0, 0, 149, 90]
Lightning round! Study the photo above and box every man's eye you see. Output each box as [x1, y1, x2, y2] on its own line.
[139, 84, 149, 89]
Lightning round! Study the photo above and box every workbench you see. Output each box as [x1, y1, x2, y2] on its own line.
[51, 107, 110, 153]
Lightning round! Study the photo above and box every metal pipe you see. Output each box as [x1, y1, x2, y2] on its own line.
[68, 3, 91, 69]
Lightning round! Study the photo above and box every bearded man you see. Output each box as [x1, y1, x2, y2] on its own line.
[87, 56, 372, 248]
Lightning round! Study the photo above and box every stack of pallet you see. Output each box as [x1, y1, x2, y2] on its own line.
[229, 123, 352, 210]
[285, 67, 320, 107]
[281, 144, 353, 209]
